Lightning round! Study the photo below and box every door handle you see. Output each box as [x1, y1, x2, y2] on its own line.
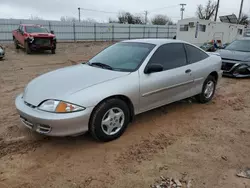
[185, 69, 192, 74]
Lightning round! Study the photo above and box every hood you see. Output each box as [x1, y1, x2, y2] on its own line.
[23, 64, 129, 106]
[29, 33, 55, 38]
[217, 49, 250, 62]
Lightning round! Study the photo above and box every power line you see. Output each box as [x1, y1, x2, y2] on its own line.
[148, 5, 179, 13]
[79, 8, 118, 14]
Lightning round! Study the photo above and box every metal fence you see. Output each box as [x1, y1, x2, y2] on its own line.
[0, 19, 177, 42]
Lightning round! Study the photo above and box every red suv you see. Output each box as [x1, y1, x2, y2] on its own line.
[13, 24, 57, 54]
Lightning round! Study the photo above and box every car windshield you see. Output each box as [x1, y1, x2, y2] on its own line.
[26, 26, 49, 33]
[88, 42, 155, 72]
[225, 40, 250, 52]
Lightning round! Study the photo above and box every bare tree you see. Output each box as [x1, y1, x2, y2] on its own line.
[196, 0, 217, 20]
[109, 18, 118, 23]
[60, 16, 77, 22]
[151, 14, 173, 25]
[29, 15, 43, 20]
[84, 18, 97, 23]
[118, 12, 144, 24]
[238, 13, 249, 25]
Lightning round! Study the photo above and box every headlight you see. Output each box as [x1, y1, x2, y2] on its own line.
[38, 100, 85, 113]
[28, 36, 34, 43]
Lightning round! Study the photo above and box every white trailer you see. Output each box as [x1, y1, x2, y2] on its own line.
[176, 18, 245, 47]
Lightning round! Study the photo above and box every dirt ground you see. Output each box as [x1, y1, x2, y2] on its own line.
[0, 42, 250, 188]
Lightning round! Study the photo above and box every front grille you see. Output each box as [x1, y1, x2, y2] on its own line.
[221, 62, 235, 71]
[24, 101, 36, 108]
[34, 38, 51, 46]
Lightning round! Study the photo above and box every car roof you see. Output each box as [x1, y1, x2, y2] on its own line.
[121, 39, 188, 45]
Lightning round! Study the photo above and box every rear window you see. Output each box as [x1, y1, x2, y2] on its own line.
[25, 26, 48, 33]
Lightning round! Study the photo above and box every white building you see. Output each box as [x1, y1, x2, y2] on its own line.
[176, 18, 245, 47]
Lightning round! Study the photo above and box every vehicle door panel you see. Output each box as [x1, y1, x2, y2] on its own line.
[19, 26, 25, 46]
[139, 43, 194, 113]
[139, 65, 193, 112]
[184, 44, 211, 96]
[15, 26, 21, 44]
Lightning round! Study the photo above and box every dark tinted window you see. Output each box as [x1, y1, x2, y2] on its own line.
[185, 44, 209, 64]
[19, 26, 23, 32]
[26, 26, 48, 33]
[148, 43, 187, 70]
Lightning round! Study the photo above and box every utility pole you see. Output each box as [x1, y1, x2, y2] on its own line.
[214, 0, 220, 22]
[180, 4, 186, 20]
[144, 11, 148, 25]
[238, 0, 244, 24]
[78, 7, 81, 22]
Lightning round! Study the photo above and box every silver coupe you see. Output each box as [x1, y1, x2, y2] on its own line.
[15, 39, 222, 141]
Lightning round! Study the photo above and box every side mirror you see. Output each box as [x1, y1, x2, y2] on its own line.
[50, 30, 54, 34]
[144, 64, 163, 74]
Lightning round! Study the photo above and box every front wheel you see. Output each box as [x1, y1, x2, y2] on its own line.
[25, 41, 31, 54]
[89, 98, 130, 142]
[51, 49, 56, 54]
[14, 39, 20, 49]
[195, 75, 217, 103]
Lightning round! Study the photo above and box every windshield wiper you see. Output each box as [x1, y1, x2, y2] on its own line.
[89, 62, 113, 70]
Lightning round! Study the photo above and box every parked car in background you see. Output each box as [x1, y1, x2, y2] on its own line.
[12, 24, 56, 54]
[218, 38, 250, 77]
[15, 39, 222, 142]
[0, 45, 5, 60]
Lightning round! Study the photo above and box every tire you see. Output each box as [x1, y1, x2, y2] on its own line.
[25, 41, 31, 54]
[51, 49, 56, 54]
[195, 75, 217, 103]
[89, 98, 130, 142]
[14, 39, 20, 49]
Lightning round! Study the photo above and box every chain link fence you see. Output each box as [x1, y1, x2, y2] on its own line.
[0, 19, 177, 43]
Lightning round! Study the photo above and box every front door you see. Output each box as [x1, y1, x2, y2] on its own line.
[139, 43, 194, 113]
[19, 26, 25, 46]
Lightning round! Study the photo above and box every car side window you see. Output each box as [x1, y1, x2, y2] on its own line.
[18, 26, 23, 33]
[185, 44, 209, 64]
[148, 43, 187, 71]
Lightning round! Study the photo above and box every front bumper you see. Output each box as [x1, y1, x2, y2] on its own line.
[222, 63, 250, 78]
[0, 48, 5, 58]
[15, 94, 94, 136]
[27, 37, 56, 50]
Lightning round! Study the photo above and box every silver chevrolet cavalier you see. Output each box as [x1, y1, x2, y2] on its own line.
[15, 39, 222, 141]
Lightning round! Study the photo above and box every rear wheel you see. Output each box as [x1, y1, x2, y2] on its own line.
[89, 98, 130, 142]
[195, 75, 217, 103]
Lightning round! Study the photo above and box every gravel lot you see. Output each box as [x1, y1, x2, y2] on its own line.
[0, 42, 250, 188]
